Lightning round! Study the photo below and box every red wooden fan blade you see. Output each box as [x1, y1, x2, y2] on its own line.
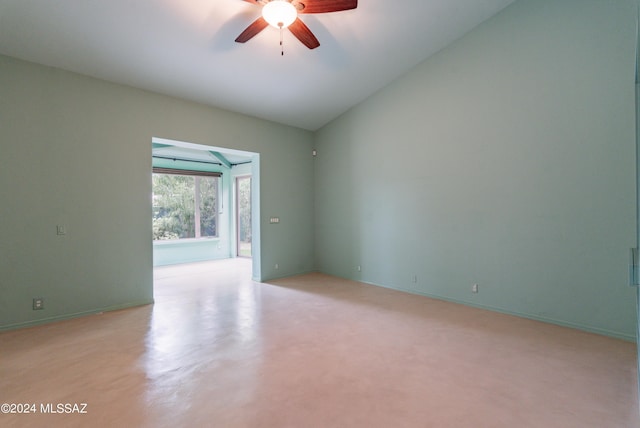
[235, 17, 269, 43]
[296, 0, 357, 14]
[288, 18, 320, 49]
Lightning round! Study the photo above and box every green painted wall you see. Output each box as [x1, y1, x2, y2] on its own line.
[0, 55, 314, 330]
[314, 0, 638, 340]
[153, 239, 227, 266]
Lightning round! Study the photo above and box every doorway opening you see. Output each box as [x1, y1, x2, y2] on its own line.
[236, 175, 252, 258]
[151, 137, 262, 282]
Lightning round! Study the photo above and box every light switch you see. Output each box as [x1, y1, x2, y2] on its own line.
[270, 217, 280, 224]
[56, 225, 66, 235]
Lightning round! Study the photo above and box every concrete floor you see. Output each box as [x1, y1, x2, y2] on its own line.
[1, 258, 638, 427]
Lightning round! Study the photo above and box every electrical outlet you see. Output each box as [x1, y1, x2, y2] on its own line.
[33, 298, 44, 310]
[472, 284, 479, 293]
[357, 265, 361, 272]
[412, 275, 417, 283]
[274, 263, 279, 270]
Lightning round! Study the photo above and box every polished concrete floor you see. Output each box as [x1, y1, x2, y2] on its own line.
[1, 258, 639, 427]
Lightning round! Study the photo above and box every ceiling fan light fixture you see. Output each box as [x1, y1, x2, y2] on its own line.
[262, 1, 297, 29]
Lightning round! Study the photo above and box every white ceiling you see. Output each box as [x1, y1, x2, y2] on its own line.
[0, 0, 515, 131]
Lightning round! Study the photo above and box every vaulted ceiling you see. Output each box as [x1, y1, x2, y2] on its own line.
[0, 0, 515, 131]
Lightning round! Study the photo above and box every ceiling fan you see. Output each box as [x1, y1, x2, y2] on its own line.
[235, 0, 358, 50]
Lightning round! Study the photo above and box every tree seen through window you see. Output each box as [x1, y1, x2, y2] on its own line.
[152, 173, 218, 240]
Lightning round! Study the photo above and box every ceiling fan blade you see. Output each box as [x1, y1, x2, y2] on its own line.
[235, 17, 269, 43]
[288, 18, 320, 49]
[296, 0, 357, 14]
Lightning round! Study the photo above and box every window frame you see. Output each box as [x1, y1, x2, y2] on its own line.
[152, 168, 221, 241]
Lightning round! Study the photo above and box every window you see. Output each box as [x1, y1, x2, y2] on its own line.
[152, 168, 220, 241]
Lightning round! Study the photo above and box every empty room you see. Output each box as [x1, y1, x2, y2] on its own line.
[1, 0, 639, 426]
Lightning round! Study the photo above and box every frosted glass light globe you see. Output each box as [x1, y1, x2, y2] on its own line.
[262, 1, 297, 29]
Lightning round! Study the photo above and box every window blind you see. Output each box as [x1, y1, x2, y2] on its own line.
[152, 167, 221, 178]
